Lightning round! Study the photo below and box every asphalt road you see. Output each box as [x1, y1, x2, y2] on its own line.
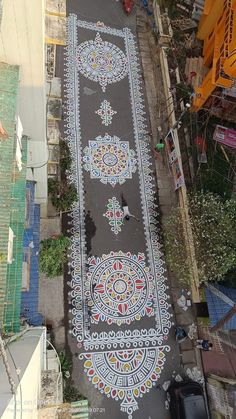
[58, 1, 182, 418]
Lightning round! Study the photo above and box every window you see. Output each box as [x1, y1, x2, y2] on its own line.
[7, 227, 14, 264]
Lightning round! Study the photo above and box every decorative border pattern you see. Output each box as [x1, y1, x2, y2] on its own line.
[65, 15, 171, 345]
[83, 329, 167, 351]
[64, 15, 88, 343]
[77, 19, 125, 37]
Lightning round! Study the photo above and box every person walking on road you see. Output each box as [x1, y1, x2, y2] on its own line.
[175, 326, 187, 343]
[121, 193, 140, 221]
[154, 139, 165, 152]
[196, 339, 213, 351]
[153, 138, 165, 163]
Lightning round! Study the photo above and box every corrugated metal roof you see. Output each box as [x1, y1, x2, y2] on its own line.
[3, 137, 27, 332]
[205, 283, 236, 330]
[0, 62, 20, 329]
[21, 181, 43, 327]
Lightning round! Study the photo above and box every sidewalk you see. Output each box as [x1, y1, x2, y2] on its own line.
[136, 7, 202, 373]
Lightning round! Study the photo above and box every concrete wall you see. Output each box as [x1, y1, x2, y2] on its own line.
[0, 328, 46, 419]
[0, 0, 47, 207]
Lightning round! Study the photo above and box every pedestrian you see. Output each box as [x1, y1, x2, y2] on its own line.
[121, 193, 140, 221]
[122, 205, 140, 221]
[196, 339, 213, 351]
[175, 327, 187, 343]
[154, 138, 165, 162]
[154, 140, 165, 152]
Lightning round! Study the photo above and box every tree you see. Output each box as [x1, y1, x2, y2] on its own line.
[164, 192, 236, 284]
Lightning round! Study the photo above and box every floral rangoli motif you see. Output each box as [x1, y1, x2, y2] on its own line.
[103, 197, 123, 234]
[95, 100, 117, 126]
[84, 251, 154, 325]
[77, 32, 128, 92]
[81, 347, 168, 419]
[83, 134, 137, 187]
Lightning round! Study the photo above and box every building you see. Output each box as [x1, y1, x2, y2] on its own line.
[21, 181, 43, 327]
[0, 327, 63, 419]
[206, 374, 236, 418]
[0, 0, 47, 213]
[197, 284, 236, 418]
[0, 62, 28, 334]
[192, 0, 236, 120]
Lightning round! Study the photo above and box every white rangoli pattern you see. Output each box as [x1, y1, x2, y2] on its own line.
[83, 133, 137, 187]
[95, 100, 117, 126]
[103, 197, 123, 234]
[77, 32, 128, 92]
[65, 15, 172, 419]
[85, 251, 154, 326]
[80, 346, 170, 419]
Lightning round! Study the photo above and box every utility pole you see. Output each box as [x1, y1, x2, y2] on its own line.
[0, 334, 16, 394]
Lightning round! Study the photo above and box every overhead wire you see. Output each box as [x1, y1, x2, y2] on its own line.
[5, 342, 22, 419]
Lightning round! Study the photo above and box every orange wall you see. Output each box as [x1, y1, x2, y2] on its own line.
[193, 0, 236, 111]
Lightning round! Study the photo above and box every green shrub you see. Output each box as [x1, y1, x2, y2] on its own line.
[63, 384, 84, 403]
[164, 193, 236, 284]
[59, 351, 72, 380]
[39, 235, 70, 277]
[60, 139, 72, 172]
[48, 178, 77, 212]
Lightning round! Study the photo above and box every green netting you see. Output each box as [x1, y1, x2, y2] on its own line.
[0, 62, 20, 329]
[4, 137, 27, 333]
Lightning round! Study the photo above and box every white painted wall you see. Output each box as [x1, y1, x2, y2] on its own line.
[0, 328, 46, 419]
[0, 0, 47, 206]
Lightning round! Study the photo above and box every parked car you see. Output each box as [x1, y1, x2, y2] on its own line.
[168, 381, 208, 419]
[122, 0, 134, 14]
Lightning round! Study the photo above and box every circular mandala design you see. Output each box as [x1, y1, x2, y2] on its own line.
[82, 347, 167, 418]
[102, 152, 118, 167]
[113, 278, 127, 294]
[83, 134, 137, 187]
[77, 32, 128, 91]
[85, 252, 154, 325]
[93, 144, 128, 176]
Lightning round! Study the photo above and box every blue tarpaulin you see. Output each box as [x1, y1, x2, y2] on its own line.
[205, 283, 236, 330]
[21, 181, 43, 326]
[140, 0, 153, 15]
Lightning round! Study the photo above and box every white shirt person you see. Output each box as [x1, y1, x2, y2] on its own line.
[122, 205, 140, 221]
